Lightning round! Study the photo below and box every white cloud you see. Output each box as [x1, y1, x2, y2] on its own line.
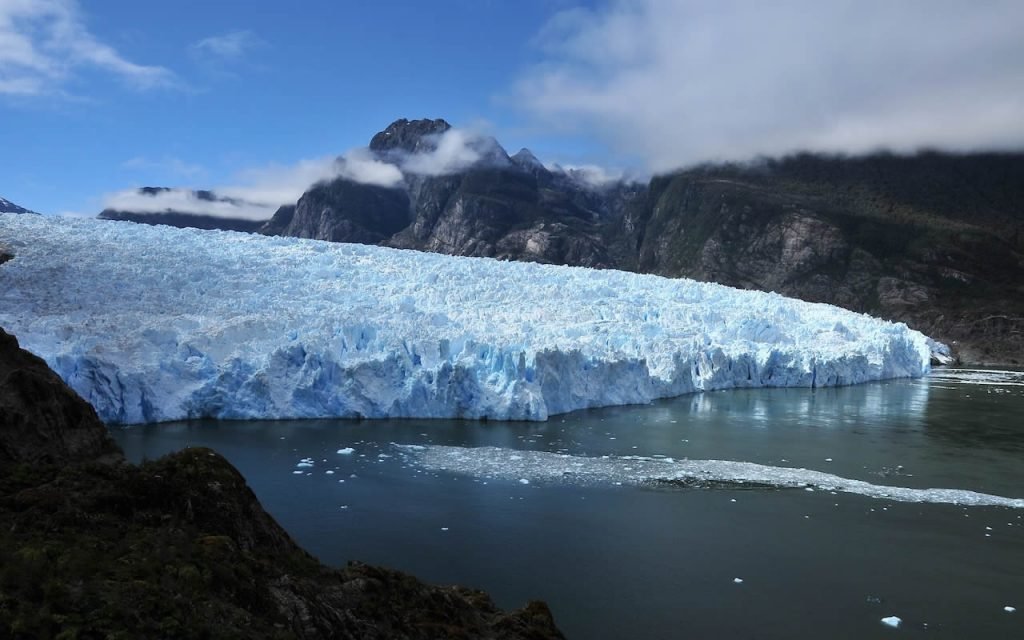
[336, 148, 404, 187]
[100, 152, 403, 220]
[548, 162, 629, 189]
[517, 0, 1024, 172]
[222, 156, 350, 206]
[102, 189, 276, 221]
[97, 124, 555, 221]
[0, 0, 175, 96]
[401, 129, 485, 176]
[189, 30, 261, 60]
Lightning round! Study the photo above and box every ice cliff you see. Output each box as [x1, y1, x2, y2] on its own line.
[0, 214, 934, 424]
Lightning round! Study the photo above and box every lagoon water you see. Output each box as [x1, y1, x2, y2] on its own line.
[114, 370, 1024, 639]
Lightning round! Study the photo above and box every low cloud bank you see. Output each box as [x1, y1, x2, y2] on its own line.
[516, 0, 1024, 172]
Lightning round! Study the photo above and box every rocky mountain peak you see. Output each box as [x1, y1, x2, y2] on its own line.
[511, 148, 544, 169]
[369, 118, 452, 154]
[0, 196, 38, 215]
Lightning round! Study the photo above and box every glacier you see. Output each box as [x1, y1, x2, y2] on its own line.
[0, 213, 935, 425]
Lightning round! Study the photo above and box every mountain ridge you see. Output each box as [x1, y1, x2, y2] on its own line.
[91, 119, 1024, 363]
[0, 196, 37, 215]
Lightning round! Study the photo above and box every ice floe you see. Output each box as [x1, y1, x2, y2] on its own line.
[880, 616, 902, 628]
[394, 445, 1024, 508]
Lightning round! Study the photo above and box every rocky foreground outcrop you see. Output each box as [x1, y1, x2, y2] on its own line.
[0, 327, 564, 639]
[0, 329, 121, 467]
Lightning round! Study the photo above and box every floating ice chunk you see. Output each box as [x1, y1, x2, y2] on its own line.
[325, 470, 335, 475]
[0, 214, 937, 424]
[337, 448, 355, 455]
[396, 445, 1024, 509]
[291, 470, 303, 475]
[880, 616, 901, 628]
[733, 578, 743, 584]
[929, 369, 1024, 387]
[1006, 606, 1016, 613]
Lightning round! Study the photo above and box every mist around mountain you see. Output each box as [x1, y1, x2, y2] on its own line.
[98, 187, 267, 232]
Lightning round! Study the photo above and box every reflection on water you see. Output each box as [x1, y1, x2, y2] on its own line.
[647, 377, 931, 430]
[113, 375, 1024, 640]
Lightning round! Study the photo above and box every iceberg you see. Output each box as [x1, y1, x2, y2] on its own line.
[0, 214, 934, 424]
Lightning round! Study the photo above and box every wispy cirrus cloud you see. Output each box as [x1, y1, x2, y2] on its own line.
[0, 0, 176, 96]
[516, 0, 1024, 172]
[121, 156, 207, 180]
[189, 30, 263, 61]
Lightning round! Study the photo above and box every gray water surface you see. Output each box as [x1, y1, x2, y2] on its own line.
[115, 372, 1024, 639]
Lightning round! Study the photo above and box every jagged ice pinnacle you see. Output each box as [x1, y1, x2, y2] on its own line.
[0, 214, 935, 424]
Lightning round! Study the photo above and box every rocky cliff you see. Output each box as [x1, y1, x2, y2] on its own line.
[266, 118, 641, 268]
[0, 327, 564, 639]
[622, 153, 1024, 363]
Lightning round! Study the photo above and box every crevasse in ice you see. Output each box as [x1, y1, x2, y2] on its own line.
[0, 214, 935, 424]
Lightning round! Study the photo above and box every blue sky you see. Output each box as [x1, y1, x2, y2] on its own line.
[1, 0, 599, 215]
[2, 0, 1023, 216]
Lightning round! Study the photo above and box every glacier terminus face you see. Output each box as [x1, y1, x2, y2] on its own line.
[0, 214, 935, 424]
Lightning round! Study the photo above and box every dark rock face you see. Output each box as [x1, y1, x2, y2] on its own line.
[0, 327, 564, 639]
[0, 328, 121, 467]
[369, 117, 451, 155]
[259, 204, 297, 236]
[99, 187, 267, 233]
[269, 179, 411, 244]
[0, 196, 37, 215]
[389, 167, 633, 267]
[623, 153, 1024, 363]
[274, 118, 642, 268]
